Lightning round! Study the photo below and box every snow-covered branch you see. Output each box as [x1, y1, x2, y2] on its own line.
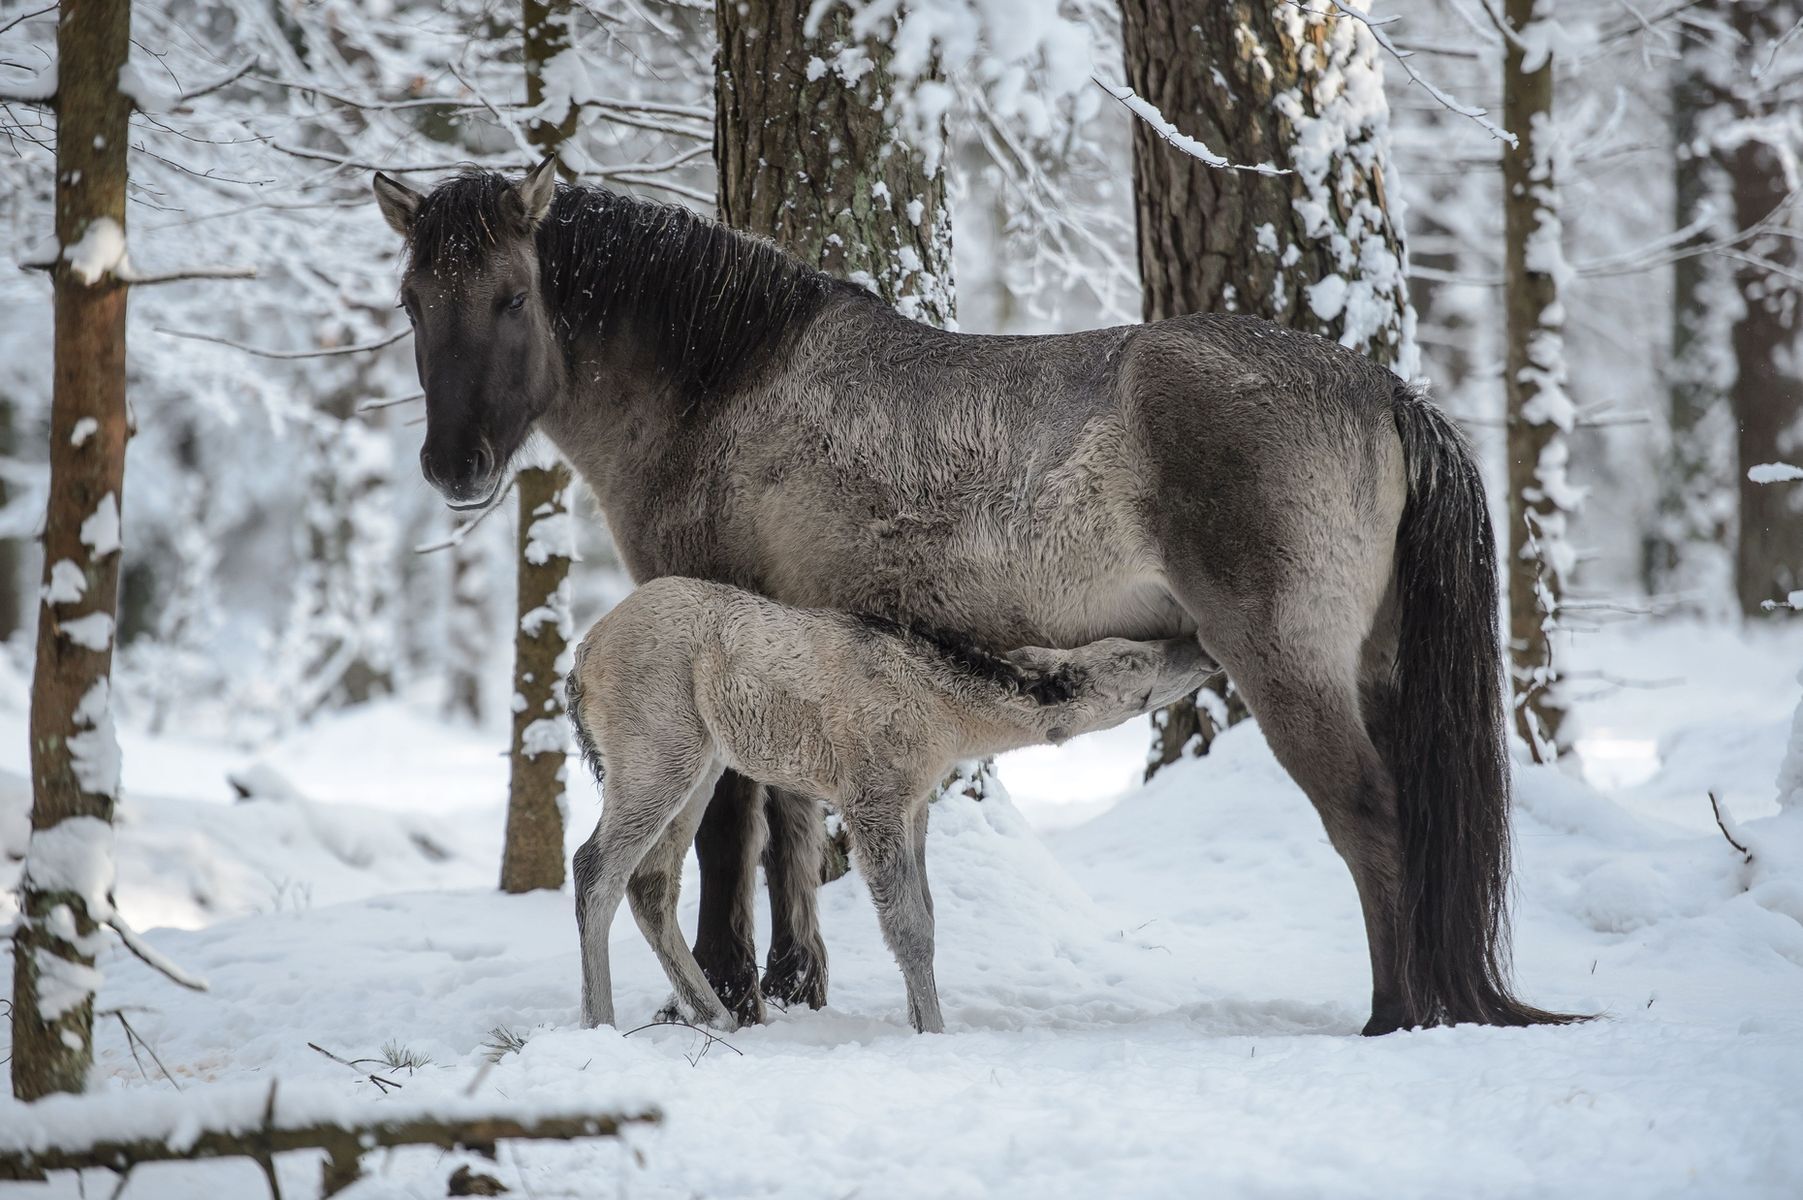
[1311, 0, 1518, 145]
[1092, 78, 1288, 175]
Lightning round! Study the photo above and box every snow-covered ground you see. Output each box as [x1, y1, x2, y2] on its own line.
[3, 619, 1802, 1198]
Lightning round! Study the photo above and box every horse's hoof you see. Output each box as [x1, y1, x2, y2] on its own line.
[762, 945, 828, 1010]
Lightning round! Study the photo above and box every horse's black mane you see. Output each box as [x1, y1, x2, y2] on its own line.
[405, 170, 849, 398]
[853, 614, 1084, 707]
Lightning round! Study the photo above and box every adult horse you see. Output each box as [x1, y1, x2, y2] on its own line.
[372, 158, 1572, 1035]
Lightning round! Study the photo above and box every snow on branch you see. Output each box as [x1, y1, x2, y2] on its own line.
[154, 326, 411, 360]
[1750, 463, 1803, 485]
[1309, 0, 1518, 145]
[108, 912, 209, 992]
[1091, 79, 1288, 175]
[0, 1081, 661, 1192]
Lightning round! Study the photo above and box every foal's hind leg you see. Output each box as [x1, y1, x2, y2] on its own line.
[845, 790, 943, 1034]
[626, 759, 736, 1029]
[690, 770, 768, 1026]
[762, 787, 829, 1009]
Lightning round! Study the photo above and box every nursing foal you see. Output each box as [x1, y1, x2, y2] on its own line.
[567, 576, 1215, 1033]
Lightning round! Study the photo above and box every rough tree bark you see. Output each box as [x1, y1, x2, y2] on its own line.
[1501, 0, 1575, 760]
[714, 0, 954, 325]
[12, 0, 133, 1101]
[1722, 0, 1803, 616]
[499, 0, 577, 893]
[1119, 0, 1413, 776]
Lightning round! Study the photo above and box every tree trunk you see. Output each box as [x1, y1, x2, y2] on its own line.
[1646, 15, 1735, 605]
[1120, 0, 1412, 776]
[1724, 1, 1803, 616]
[714, 0, 954, 326]
[13, 0, 133, 1101]
[1501, 0, 1574, 760]
[498, 0, 578, 893]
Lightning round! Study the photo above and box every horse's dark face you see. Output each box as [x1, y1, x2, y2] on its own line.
[372, 161, 566, 509]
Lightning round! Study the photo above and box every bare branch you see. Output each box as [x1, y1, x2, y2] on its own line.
[123, 264, 258, 286]
[0, 4, 56, 38]
[1708, 791, 1753, 864]
[154, 326, 410, 360]
[174, 56, 258, 104]
[414, 481, 516, 554]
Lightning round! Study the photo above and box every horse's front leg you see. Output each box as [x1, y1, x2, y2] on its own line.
[762, 786, 829, 1009]
[691, 769, 767, 1026]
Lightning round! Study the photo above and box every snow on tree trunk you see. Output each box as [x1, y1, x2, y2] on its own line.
[1502, 0, 1577, 762]
[13, 0, 133, 1102]
[1120, 0, 1414, 776]
[1721, 1, 1803, 619]
[714, 0, 955, 327]
[498, 0, 578, 894]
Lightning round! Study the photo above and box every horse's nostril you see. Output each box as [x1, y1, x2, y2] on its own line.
[472, 446, 493, 480]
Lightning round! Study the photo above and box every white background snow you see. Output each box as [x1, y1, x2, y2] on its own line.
[2, 618, 1800, 1197]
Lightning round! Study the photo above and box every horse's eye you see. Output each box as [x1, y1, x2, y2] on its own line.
[506, 291, 527, 312]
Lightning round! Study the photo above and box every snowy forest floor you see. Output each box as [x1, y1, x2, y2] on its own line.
[3, 618, 1802, 1198]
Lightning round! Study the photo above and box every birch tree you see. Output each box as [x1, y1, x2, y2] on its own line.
[1500, 0, 1576, 761]
[1118, 0, 1414, 776]
[499, 0, 580, 894]
[11, 0, 135, 1100]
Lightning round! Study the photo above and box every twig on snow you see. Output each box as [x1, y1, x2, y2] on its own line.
[1707, 791, 1753, 864]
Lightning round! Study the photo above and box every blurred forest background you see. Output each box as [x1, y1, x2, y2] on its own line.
[0, 0, 1796, 753]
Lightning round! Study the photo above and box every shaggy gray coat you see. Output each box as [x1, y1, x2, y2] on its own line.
[566, 577, 1216, 1032]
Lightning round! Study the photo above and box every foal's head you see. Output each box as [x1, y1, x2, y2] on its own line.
[372, 159, 566, 508]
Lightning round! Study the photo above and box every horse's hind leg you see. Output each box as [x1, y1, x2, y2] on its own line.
[1227, 651, 1407, 1033]
[574, 748, 717, 1029]
[762, 786, 829, 1009]
[627, 759, 736, 1029]
[691, 769, 767, 1026]
[845, 790, 943, 1034]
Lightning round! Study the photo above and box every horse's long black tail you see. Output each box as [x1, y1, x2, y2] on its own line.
[1387, 384, 1580, 1028]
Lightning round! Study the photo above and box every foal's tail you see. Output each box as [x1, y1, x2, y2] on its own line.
[564, 644, 607, 789]
[1387, 385, 1578, 1028]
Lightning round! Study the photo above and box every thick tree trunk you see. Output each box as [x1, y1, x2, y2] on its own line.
[714, 0, 954, 326]
[13, 0, 133, 1101]
[1724, 1, 1803, 616]
[498, 0, 579, 894]
[1120, 0, 1411, 775]
[1502, 0, 1574, 760]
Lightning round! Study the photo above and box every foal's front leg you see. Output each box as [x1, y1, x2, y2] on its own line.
[847, 791, 944, 1034]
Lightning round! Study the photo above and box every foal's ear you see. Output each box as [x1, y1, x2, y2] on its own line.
[372, 172, 423, 237]
[509, 154, 559, 232]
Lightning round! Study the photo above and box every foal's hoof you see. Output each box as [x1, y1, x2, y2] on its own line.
[693, 971, 765, 1028]
[762, 944, 828, 1010]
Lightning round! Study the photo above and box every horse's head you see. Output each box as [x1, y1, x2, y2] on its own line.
[372, 159, 566, 509]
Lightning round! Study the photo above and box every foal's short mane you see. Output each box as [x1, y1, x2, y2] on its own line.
[404, 170, 849, 398]
[853, 615, 1084, 707]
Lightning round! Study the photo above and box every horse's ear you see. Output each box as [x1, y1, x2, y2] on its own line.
[372, 172, 422, 237]
[510, 154, 559, 231]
